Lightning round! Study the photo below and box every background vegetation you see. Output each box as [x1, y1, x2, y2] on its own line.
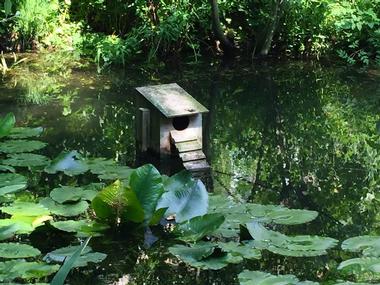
[0, 0, 379, 68]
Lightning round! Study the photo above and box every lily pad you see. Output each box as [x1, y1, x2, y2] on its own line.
[44, 245, 107, 267]
[0, 224, 20, 241]
[0, 165, 15, 172]
[0, 173, 27, 196]
[0, 259, 59, 282]
[2, 153, 51, 168]
[1, 202, 50, 216]
[0, 243, 41, 258]
[338, 257, 380, 274]
[86, 157, 132, 180]
[218, 241, 261, 260]
[341, 236, 380, 257]
[45, 151, 89, 176]
[238, 270, 319, 285]
[174, 213, 225, 242]
[157, 170, 208, 223]
[39, 197, 89, 217]
[0, 215, 52, 235]
[50, 186, 98, 204]
[51, 220, 109, 237]
[246, 222, 338, 257]
[0, 140, 47, 154]
[8, 127, 43, 139]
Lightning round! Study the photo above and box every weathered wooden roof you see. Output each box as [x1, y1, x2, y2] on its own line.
[136, 83, 209, 118]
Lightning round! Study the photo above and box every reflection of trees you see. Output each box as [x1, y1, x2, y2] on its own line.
[208, 61, 380, 239]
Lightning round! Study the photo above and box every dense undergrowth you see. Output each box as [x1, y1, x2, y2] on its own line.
[1, 113, 380, 284]
[0, 0, 379, 68]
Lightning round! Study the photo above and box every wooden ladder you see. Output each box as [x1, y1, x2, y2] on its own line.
[170, 130, 210, 172]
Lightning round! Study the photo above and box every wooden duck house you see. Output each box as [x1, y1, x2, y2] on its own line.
[136, 83, 210, 172]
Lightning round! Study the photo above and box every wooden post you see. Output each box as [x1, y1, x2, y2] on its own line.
[138, 108, 150, 152]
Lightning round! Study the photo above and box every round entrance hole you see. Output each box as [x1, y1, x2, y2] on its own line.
[172, 116, 190, 131]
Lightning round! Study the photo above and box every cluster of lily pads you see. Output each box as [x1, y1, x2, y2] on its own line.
[1, 112, 380, 285]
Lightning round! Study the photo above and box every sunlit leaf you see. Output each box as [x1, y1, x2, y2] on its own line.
[0, 113, 15, 138]
[45, 151, 88, 176]
[0, 140, 47, 154]
[174, 213, 225, 242]
[0, 173, 27, 196]
[1, 202, 50, 216]
[341, 236, 380, 257]
[2, 153, 50, 167]
[39, 197, 88, 217]
[157, 170, 208, 223]
[0, 243, 41, 258]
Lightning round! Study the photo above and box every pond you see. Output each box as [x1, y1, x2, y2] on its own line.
[0, 53, 380, 284]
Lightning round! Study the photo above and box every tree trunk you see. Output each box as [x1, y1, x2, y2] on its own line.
[209, 0, 235, 55]
[259, 0, 281, 56]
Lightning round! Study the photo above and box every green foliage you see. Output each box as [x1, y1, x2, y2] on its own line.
[0, 113, 15, 138]
[342, 236, 380, 257]
[0, 173, 27, 196]
[0, 243, 41, 258]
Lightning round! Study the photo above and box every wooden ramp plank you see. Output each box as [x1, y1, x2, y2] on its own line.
[183, 160, 210, 171]
[175, 140, 202, 153]
[170, 130, 198, 144]
[179, 150, 206, 162]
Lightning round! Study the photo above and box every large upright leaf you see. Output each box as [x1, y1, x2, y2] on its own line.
[91, 180, 144, 223]
[45, 151, 88, 176]
[129, 164, 164, 223]
[0, 140, 47, 154]
[238, 270, 319, 285]
[246, 222, 338, 257]
[0, 173, 27, 196]
[174, 213, 225, 242]
[157, 170, 208, 223]
[0, 113, 15, 138]
[341, 236, 380, 257]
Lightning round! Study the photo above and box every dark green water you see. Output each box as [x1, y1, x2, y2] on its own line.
[1, 54, 380, 284]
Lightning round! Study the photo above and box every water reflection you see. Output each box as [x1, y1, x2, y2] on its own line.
[0, 56, 379, 284]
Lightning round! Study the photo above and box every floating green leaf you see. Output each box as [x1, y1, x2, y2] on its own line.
[1, 202, 50, 216]
[130, 164, 164, 224]
[0, 165, 15, 172]
[341, 236, 380, 257]
[0, 173, 27, 196]
[44, 244, 107, 268]
[50, 186, 98, 204]
[0, 140, 47, 154]
[0, 259, 59, 282]
[338, 257, 380, 274]
[8, 127, 43, 139]
[0, 243, 41, 258]
[2, 153, 50, 167]
[0, 224, 19, 241]
[45, 151, 89, 176]
[0, 113, 15, 138]
[174, 213, 225, 242]
[0, 215, 52, 235]
[157, 170, 208, 223]
[51, 220, 109, 237]
[86, 158, 132, 180]
[218, 241, 261, 260]
[238, 270, 319, 285]
[39, 197, 88, 217]
[246, 222, 338, 257]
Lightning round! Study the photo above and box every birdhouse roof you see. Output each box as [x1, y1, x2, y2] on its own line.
[136, 83, 209, 118]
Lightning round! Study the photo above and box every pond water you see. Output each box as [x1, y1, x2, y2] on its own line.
[0, 53, 380, 284]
